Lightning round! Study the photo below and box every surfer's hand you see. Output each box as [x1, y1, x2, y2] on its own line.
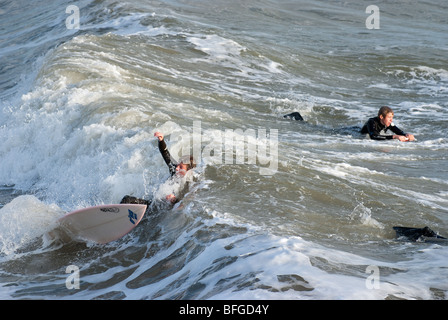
[395, 135, 409, 142]
[166, 194, 176, 203]
[406, 133, 415, 141]
[154, 132, 164, 141]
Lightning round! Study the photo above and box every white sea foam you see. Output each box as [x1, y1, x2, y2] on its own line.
[1, 0, 447, 301]
[0, 195, 64, 256]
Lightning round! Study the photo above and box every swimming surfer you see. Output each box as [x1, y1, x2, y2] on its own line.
[361, 106, 415, 141]
[284, 106, 415, 141]
[120, 131, 196, 206]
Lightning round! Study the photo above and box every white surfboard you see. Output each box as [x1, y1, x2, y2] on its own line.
[59, 204, 147, 244]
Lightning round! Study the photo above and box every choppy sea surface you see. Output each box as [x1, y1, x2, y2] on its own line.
[0, 0, 447, 300]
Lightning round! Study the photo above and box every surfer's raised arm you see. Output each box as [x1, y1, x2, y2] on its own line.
[154, 131, 177, 176]
[153, 131, 197, 204]
[154, 131, 196, 177]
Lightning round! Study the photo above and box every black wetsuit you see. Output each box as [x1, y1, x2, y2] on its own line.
[361, 117, 406, 140]
[158, 138, 178, 177]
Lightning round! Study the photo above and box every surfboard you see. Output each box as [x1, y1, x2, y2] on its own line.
[59, 204, 147, 244]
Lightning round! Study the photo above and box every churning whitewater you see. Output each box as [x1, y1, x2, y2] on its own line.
[0, 0, 447, 300]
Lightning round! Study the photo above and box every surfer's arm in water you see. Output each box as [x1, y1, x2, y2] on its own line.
[389, 125, 413, 141]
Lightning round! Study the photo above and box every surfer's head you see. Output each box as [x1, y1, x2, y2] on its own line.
[176, 155, 196, 176]
[378, 106, 394, 127]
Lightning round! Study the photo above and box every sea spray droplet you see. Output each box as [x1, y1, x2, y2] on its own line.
[349, 203, 384, 229]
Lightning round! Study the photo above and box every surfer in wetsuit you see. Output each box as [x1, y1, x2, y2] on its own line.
[361, 106, 415, 141]
[153, 131, 196, 203]
[154, 132, 196, 178]
[121, 131, 196, 206]
[284, 106, 415, 141]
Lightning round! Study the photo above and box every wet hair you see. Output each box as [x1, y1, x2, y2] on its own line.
[178, 155, 196, 171]
[378, 106, 394, 118]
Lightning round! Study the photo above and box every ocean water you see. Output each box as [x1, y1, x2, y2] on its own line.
[0, 0, 447, 300]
